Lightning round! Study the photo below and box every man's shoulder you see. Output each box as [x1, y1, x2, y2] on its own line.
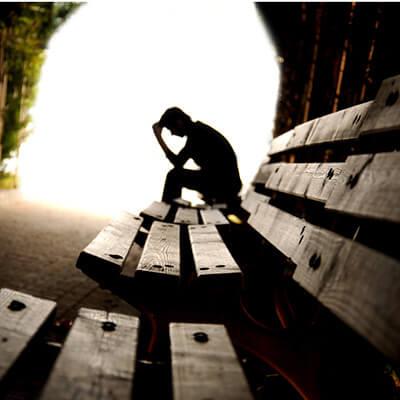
[193, 121, 224, 138]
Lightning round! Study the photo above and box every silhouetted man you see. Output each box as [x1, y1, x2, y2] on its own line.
[153, 107, 242, 206]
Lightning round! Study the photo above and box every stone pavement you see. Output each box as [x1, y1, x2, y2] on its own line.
[0, 190, 137, 324]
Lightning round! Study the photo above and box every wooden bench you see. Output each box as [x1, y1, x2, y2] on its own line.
[2, 74, 400, 399]
[0, 288, 253, 399]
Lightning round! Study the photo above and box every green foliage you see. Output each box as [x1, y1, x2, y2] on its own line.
[0, 172, 18, 189]
[0, 2, 81, 161]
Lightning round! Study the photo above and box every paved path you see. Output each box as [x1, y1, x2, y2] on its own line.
[0, 190, 136, 323]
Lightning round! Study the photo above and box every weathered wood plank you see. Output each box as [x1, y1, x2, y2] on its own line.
[40, 308, 139, 400]
[264, 163, 285, 191]
[305, 102, 372, 145]
[135, 221, 180, 281]
[174, 207, 199, 224]
[325, 152, 400, 223]
[292, 225, 346, 292]
[279, 163, 313, 198]
[76, 211, 142, 274]
[248, 203, 306, 260]
[268, 129, 294, 155]
[266, 163, 297, 192]
[290, 163, 318, 197]
[200, 208, 229, 225]
[334, 101, 373, 141]
[293, 230, 400, 361]
[286, 119, 316, 150]
[241, 190, 270, 215]
[306, 162, 346, 202]
[188, 225, 242, 280]
[140, 201, 170, 221]
[252, 160, 275, 186]
[0, 289, 56, 380]
[360, 74, 400, 136]
[305, 109, 345, 145]
[170, 322, 253, 400]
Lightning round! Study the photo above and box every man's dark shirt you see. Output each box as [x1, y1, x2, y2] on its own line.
[174, 121, 242, 194]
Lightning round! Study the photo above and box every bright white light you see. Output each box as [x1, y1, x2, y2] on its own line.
[19, 1, 280, 216]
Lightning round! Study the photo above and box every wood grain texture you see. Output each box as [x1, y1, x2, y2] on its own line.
[283, 163, 313, 198]
[294, 231, 400, 361]
[305, 109, 345, 145]
[306, 162, 346, 202]
[140, 201, 170, 221]
[325, 152, 400, 223]
[0, 289, 56, 380]
[360, 74, 400, 136]
[305, 102, 372, 145]
[248, 203, 306, 260]
[174, 207, 199, 224]
[77, 211, 142, 274]
[292, 226, 346, 295]
[286, 119, 316, 150]
[264, 163, 285, 191]
[40, 308, 139, 400]
[170, 322, 253, 400]
[268, 129, 294, 155]
[252, 160, 276, 186]
[266, 163, 297, 192]
[241, 190, 270, 215]
[188, 225, 242, 279]
[200, 209, 228, 225]
[334, 101, 373, 141]
[135, 221, 180, 279]
[322, 240, 400, 361]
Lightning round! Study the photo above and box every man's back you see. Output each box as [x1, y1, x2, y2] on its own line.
[186, 122, 240, 176]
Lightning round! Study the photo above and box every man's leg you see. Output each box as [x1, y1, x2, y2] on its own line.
[161, 168, 205, 202]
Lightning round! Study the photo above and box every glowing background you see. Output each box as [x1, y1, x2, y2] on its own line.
[19, 2, 280, 216]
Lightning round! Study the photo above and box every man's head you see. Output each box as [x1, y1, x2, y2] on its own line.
[159, 107, 192, 137]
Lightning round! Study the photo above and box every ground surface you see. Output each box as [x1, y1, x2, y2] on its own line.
[0, 190, 136, 323]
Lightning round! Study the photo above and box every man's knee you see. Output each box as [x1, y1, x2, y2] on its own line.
[166, 167, 183, 181]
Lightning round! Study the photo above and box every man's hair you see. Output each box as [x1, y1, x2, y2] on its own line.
[159, 107, 192, 129]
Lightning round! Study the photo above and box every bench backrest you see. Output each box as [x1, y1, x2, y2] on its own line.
[243, 74, 400, 362]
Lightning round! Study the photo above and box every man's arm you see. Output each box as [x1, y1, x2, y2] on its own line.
[152, 122, 188, 167]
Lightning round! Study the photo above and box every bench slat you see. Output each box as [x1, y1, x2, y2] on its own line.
[266, 163, 296, 192]
[174, 207, 199, 224]
[326, 152, 400, 223]
[77, 211, 142, 274]
[305, 102, 372, 145]
[266, 162, 349, 203]
[140, 201, 171, 221]
[306, 162, 347, 202]
[268, 129, 294, 156]
[135, 221, 180, 281]
[0, 289, 56, 380]
[248, 203, 306, 259]
[334, 101, 373, 141]
[286, 119, 316, 150]
[252, 160, 276, 186]
[170, 322, 253, 400]
[360, 74, 400, 136]
[188, 225, 242, 280]
[292, 226, 400, 361]
[200, 209, 229, 225]
[40, 308, 139, 400]
[241, 190, 270, 215]
[271, 163, 313, 198]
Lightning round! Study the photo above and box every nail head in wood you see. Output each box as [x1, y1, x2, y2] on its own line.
[8, 300, 26, 312]
[309, 253, 321, 270]
[102, 321, 117, 332]
[385, 90, 398, 107]
[193, 332, 209, 343]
